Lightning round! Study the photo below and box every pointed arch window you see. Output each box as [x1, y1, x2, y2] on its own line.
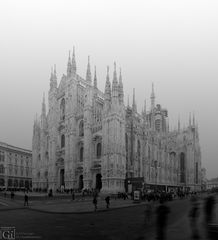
[80, 147, 84, 162]
[60, 98, 65, 120]
[79, 120, 84, 136]
[125, 133, 128, 151]
[148, 146, 151, 160]
[96, 143, 102, 159]
[137, 140, 141, 158]
[61, 134, 65, 148]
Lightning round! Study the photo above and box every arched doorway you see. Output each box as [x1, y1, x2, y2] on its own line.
[96, 173, 102, 191]
[79, 175, 83, 190]
[60, 169, 65, 187]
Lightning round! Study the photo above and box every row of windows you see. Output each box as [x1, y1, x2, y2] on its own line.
[7, 165, 30, 176]
[8, 158, 30, 167]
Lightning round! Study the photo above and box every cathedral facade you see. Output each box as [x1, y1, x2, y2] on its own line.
[32, 49, 202, 193]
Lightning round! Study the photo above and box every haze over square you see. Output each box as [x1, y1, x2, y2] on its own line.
[0, 0, 217, 178]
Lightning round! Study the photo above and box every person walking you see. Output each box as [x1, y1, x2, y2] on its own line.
[144, 201, 152, 225]
[105, 196, 110, 209]
[93, 196, 97, 212]
[11, 191, 15, 200]
[24, 192, 29, 206]
[189, 196, 200, 239]
[71, 190, 75, 201]
[204, 194, 215, 238]
[156, 197, 170, 240]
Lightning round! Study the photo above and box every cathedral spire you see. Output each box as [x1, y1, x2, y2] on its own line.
[142, 99, 147, 121]
[49, 67, 53, 89]
[132, 88, 137, 112]
[178, 115, 181, 132]
[94, 66, 97, 88]
[112, 62, 119, 99]
[144, 99, 147, 113]
[193, 112, 195, 126]
[53, 64, 57, 87]
[67, 50, 72, 77]
[119, 68, 124, 104]
[150, 82, 155, 111]
[41, 92, 46, 119]
[189, 112, 191, 127]
[86, 56, 92, 82]
[71, 46, 77, 73]
[41, 92, 47, 130]
[104, 66, 111, 102]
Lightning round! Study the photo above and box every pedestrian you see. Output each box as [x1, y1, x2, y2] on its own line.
[93, 196, 97, 212]
[11, 191, 15, 200]
[48, 189, 53, 197]
[189, 196, 200, 239]
[204, 195, 215, 238]
[144, 201, 152, 225]
[24, 192, 29, 206]
[105, 196, 110, 209]
[156, 197, 170, 240]
[71, 190, 75, 201]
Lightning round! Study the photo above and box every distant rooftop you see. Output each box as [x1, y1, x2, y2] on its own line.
[0, 141, 32, 154]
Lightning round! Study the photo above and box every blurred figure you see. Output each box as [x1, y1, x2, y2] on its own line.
[93, 196, 97, 212]
[24, 192, 29, 206]
[11, 191, 15, 200]
[189, 196, 200, 239]
[71, 190, 75, 201]
[204, 195, 215, 238]
[48, 189, 53, 197]
[144, 201, 152, 225]
[105, 195, 110, 209]
[156, 197, 170, 240]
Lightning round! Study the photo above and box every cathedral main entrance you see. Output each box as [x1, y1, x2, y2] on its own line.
[60, 169, 65, 187]
[96, 173, 102, 191]
[79, 175, 83, 190]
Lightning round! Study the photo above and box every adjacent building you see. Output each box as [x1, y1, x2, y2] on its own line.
[32, 49, 202, 193]
[0, 141, 32, 190]
[206, 177, 218, 190]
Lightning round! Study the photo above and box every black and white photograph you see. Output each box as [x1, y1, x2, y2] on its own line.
[0, 0, 218, 239]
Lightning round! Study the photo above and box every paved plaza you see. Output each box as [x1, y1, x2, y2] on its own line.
[0, 193, 218, 240]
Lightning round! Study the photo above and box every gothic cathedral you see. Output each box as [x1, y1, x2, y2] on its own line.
[32, 48, 202, 193]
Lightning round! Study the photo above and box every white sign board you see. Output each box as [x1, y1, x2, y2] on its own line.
[134, 190, 140, 201]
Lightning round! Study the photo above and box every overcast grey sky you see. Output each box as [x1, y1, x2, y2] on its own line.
[0, 0, 217, 179]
